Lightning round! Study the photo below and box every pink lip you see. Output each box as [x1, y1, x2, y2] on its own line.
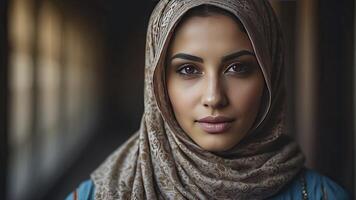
[196, 116, 234, 134]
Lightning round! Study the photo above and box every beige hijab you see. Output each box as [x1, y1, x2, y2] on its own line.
[91, 0, 305, 199]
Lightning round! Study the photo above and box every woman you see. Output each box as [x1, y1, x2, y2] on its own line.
[66, 0, 349, 199]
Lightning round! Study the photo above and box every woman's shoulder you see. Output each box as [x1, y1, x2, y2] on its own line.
[272, 168, 350, 200]
[304, 169, 350, 199]
[65, 179, 95, 200]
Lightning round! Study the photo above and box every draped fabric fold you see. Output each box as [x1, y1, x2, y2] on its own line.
[91, 0, 305, 199]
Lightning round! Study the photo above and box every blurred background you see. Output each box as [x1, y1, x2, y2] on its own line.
[0, 0, 354, 199]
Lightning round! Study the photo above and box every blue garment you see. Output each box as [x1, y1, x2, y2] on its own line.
[66, 169, 350, 200]
[66, 179, 95, 200]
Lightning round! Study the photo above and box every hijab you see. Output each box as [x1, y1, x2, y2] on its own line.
[91, 0, 305, 199]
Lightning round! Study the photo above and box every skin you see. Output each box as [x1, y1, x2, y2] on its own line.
[166, 14, 265, 152]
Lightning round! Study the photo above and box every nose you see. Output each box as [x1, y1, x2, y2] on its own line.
[201, 75, 228, 109]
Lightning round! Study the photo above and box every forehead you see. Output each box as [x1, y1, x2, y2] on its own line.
[168, 14, 253, 56]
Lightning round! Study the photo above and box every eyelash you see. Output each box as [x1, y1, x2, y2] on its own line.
[176, 64, 202, 76]
[225, 63, 251, 75]
[176, 63, 252, 77]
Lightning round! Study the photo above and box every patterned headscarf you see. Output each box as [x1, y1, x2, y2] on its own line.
[91, 0, 305, 199]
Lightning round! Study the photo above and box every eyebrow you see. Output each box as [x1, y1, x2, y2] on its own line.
[169, 53, 203, 63]
[169, 50, 255, 64]
[221, 50, 255, 63]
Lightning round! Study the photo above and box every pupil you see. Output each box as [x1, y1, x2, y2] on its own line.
[233, 64, 244, 72]
[186, 66, 193, 73]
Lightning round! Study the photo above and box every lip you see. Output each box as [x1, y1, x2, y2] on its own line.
[196, 116, 234, 134]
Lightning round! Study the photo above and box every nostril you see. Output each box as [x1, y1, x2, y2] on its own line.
[202, 94, 228, 109]
[201, 79, 228, 108]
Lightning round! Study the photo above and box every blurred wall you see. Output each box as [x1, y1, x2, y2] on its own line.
[272, 0, 354, 195]
[7, 0, 104, 199]
[315, 0, 354, 192]
[1, 0, 9, 200]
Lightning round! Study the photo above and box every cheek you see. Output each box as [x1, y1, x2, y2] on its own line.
[167, 78, 201, 120]
[228, 77, 264, 116]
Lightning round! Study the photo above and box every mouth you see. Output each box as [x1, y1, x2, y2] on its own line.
[196, 116, 235, 134]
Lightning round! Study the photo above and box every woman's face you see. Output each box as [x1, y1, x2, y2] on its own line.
[166, 13, 265, 152]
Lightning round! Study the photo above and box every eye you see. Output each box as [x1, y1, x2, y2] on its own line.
[225, 63, 251, 75]
[176, 64, 201, 75]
